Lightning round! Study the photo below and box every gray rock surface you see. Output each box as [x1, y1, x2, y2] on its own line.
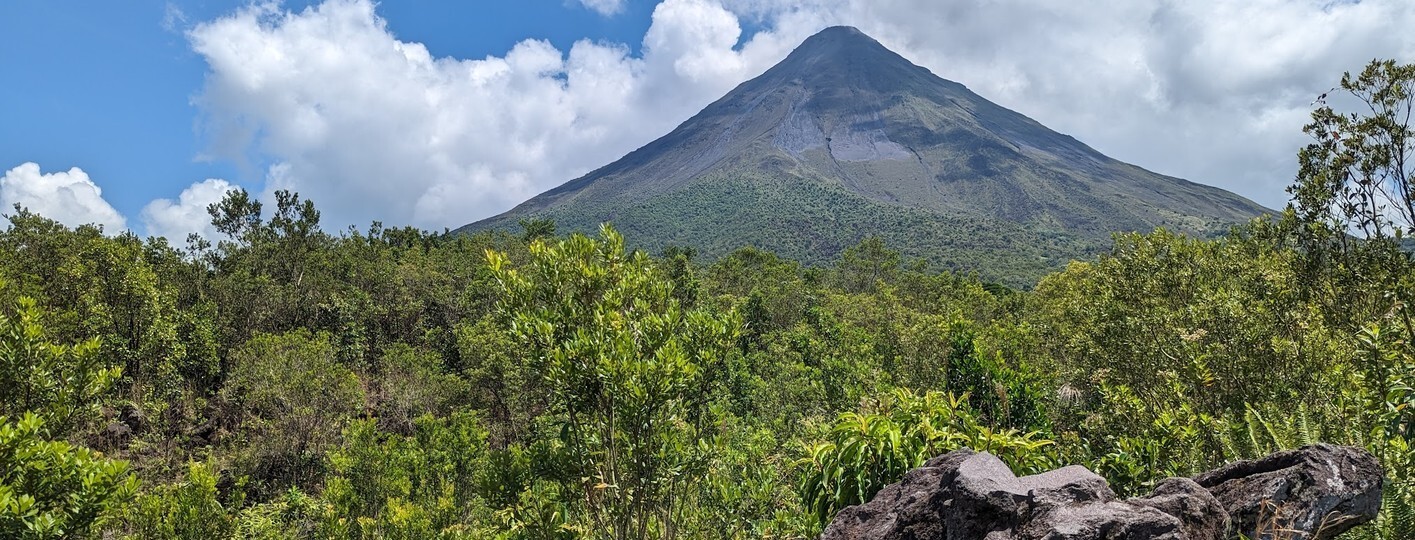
[822, 444, 1382, 540]
[1127, 478, 1227, 540]
[1193, 444, 1382, 540]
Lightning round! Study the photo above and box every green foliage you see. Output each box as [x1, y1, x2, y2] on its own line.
[457, 317, 537, 447]
[223, 331, 365, 496]
[0, 413, 136, 539]
[1372, 437, 1415, 540]
[0, 210, 212, 408]
[940, 320, 1049, 431]
[123, 461, 235, 540]
[209, 188, 264, 240]
[320, 413, 497, 538]
[10, 63, 1415, 538]
[669, 411, 811, 539]
[0, 294, 119, 435]
[229, 488, 326, 540]
[368, 344, 467, 435]
[518, 218, 557, 244]
[488, 225, 742, 539]
[835, 236, 900, 294]
[1292, 59, 1415, 241]
[1031, 228, 1339, 420]
[498, 480, 582, 540]
[484, 172, 1088, 288]
[797, 389, 1055, 529]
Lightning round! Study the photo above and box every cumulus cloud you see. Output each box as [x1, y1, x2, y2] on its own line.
[189, 0, 1415, 232]
[190, 0, 797, 230]
[578, 0, 627, 16]
[141, 178, 239, 242]
[806, 0, 1415, 210]
[0, 163, 127, 232]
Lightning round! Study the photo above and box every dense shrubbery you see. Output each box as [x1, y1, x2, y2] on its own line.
[1, 59, 1413, 538]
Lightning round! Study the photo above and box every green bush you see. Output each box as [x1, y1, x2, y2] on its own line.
[223, 330, 365, 496]
[122, 461, 234, 540]
[0, 295, 120, 436]
[0, 413, 135, 539]
[320, 413, 496, 538]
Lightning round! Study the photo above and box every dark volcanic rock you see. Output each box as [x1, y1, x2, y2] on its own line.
[822, 445, 1381, 540]
[119, 401, 147, 434]
[822, 450, 974, 540]
[1017, 502, 1186, 540]
[1193, 444, 1383, 540]
[1127, 478, 1228, 540]
[100, 421, 133, 449]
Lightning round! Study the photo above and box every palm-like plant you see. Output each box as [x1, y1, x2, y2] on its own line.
[796, 389, 1054, 529]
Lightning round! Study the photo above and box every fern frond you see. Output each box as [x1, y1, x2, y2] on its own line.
[1254, 405, 1289, 451]
[1296, 403, 1317, 447]
[1389, 479, 1415, 540]
[1244, 405, 1265, 456]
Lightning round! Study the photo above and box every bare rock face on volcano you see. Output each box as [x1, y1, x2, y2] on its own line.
[458, 26, 1268, 285]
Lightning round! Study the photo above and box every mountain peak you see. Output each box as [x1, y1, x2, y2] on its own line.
[458, 25, 1269, 286]
[765, 25, 933, 93]
[784, 26, 892, 63]
[801, 25, 872, 44]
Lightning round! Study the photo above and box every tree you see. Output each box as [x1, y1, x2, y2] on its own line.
[0, 212, 207, 408]
[517, 218, 556, 243]
[1292, 59, 1415, 240]
[487, 225, 740, 539]
[202, 189, 336, 352]
[836, 236, 901, 294]
[207, 189, 263, 241]
[0, 291, 133, 539]
[319, 413, 497, 538]
[121, 461, 235, 540]
[660, 246, 699, 309]
[1030, 229, 1332, 417]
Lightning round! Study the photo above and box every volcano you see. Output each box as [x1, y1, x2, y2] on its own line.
[456, 26, 1268, 285]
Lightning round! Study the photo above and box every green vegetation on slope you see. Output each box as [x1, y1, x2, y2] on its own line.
[525, 170, 1089, 287]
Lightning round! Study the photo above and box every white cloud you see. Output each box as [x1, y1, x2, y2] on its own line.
[0, 162, 127, 232]
[578, 0, 627, 16]
[191, 0, 798, 230]
[189, 0, 1415, 232]
[162, 2, 188, 32]
[804, 0, 1415, 210]
[141, 178, 238, 242]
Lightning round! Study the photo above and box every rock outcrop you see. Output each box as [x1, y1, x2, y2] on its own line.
[822, 444, 1381, 540]
[1194, 444, 1384, 540]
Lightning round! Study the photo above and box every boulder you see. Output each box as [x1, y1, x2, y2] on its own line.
[1016, 501, 1186, 540]
[118, 401, 148, 434]
[821, 444, 1382, 540]
[822, 450, 969, 540]
[100, 421, 133, 448]
[1127, 478, 1228, 540]
[1193, 444, 1382, 540]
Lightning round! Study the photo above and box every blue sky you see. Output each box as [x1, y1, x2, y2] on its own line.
[1, 0, 664, 233]
[2, 0, 1413, 239]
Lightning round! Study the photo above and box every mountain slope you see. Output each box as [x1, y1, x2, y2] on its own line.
[457, 26, 1269, 285]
